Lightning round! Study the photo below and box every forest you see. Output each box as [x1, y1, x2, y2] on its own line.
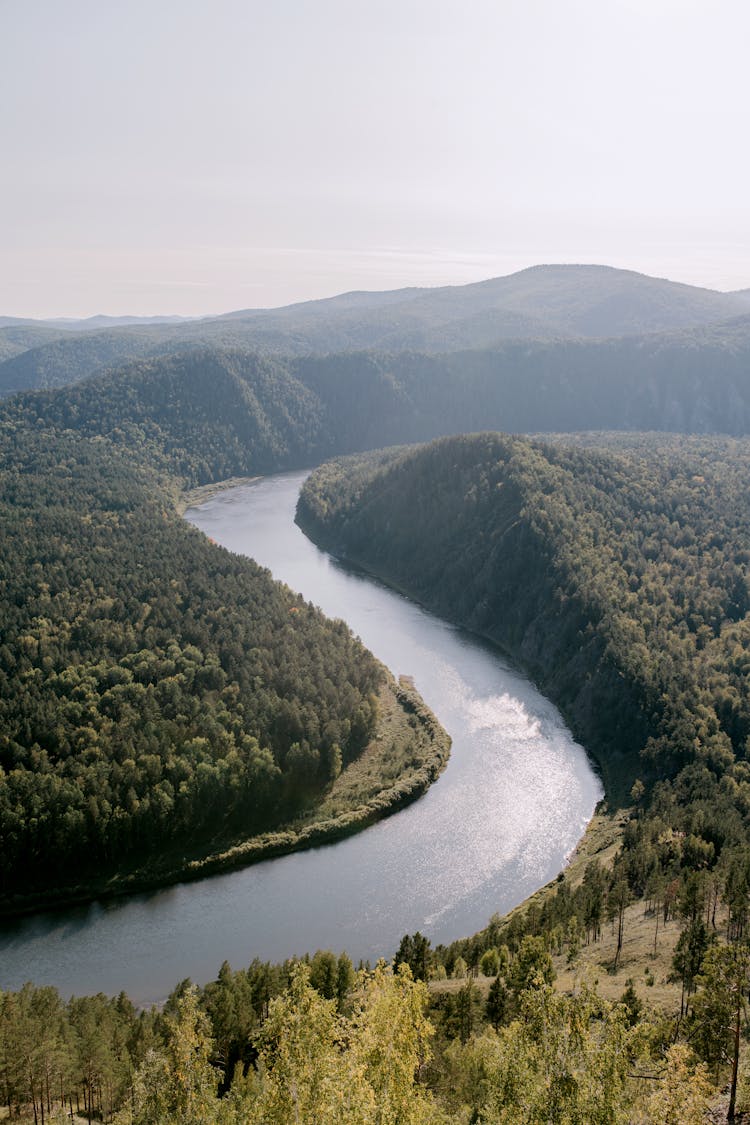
[296, 431, 750, 1117]
[0, 916, 736, 1122]
[0, 399, 453, 909]
[299, 432, 750, 808]
[6, 309, 750, 1117]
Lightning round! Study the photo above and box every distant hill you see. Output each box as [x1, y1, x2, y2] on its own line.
[7, 308, 750, 480]
[2, 264, 748, 397]
[0, 328, 177, 395]
[43, 313, 198, 330]
[8, 349, 331, 486]
[289, 316, 750, 444]
[220, 263, 749, 344]
[0, 324, 73, 364]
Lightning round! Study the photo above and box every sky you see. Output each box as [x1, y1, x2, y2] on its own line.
[2, 0, 749, 317]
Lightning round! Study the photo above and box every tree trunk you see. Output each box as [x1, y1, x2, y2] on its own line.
[728, 986, 741, 1122]
[653, 904, 660, 956]
[614, 900, 625, 970]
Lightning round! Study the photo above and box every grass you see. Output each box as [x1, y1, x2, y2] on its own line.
[174, 475, 260, 514]
[553, 899, 684, 1010]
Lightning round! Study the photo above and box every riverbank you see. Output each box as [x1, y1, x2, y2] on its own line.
[0, 676, 450, 921]
[296, 483, 631, 807]
[174, 475, 261, 515]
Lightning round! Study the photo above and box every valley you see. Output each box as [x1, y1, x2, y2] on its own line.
[3, 264, 750, 1121]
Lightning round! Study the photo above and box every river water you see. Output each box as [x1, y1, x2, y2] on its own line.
[0, 471, 602, 1005]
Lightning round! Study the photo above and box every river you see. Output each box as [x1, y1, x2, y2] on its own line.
[0, 471, 602, 1005]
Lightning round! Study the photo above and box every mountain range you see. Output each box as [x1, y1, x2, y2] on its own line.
[2, 263, 749, 399]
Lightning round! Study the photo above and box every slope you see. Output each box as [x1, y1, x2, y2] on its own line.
[0, 374, 447, 912]
[2, 263, 748, 396]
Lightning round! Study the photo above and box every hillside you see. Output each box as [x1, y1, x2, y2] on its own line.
[0, 388, 449, 912]
[296, 434, 750, 1113]
[5, 348, 334, 486]
[291, 320, 750, 442]
[298, 433, 750, 815]
[2, 263, 748, 396]
[0, 323, 72, 364]
[5, 305, 750, 486]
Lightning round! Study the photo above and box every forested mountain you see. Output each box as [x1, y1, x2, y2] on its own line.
[299, 433, 750, 816]
[291, 319, 750, 441]
[5, 349, 333, 486]
[5, 303, 750, 488]
[2, 263, 748, 396]
[202, 263, 750, 344]
[0, 323, 72, 364]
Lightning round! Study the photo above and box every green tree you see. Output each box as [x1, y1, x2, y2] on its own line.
[349, 963, 437, 1124]
[117, 987, 219, 1125]
[644, 1043, 713, 1125]
[242, 963, 374, 1124]
[394, 932, 431, 982]
[690, 941, 750, 1119]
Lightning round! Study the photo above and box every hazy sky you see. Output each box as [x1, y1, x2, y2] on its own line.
[2, 0, 749, 316]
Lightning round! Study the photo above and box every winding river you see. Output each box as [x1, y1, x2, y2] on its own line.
[0, 471, 602, 1005]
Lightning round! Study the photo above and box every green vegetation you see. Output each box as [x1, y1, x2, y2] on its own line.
[0, 935, 728, 1123]
[294, 429, 750, 1119]
[0, 396, 448, 911]
[299, 433, 750, 804]
[2, 349, 332, 487]
[7, 261, 750, 1118]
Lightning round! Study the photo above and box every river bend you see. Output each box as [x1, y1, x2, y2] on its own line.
[0, 471, 602, 1004]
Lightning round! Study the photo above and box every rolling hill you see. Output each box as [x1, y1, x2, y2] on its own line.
[2, 263, 748, 397]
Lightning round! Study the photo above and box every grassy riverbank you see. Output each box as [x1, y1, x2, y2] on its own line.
[0, 676, 449, 919]
[175, 475, 262, 515]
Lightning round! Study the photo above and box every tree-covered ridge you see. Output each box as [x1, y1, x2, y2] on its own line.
[3, 264, 749, 398]
[292, 320, 750, 441]
[8, 313, 750, 508]
[3, 349, 332, 487]
[298, 433, 750, 834]
[0, 421, 386, 905]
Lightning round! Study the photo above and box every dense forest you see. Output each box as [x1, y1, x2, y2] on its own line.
[6, 319, 750, 501]
[0, 390, 456, 909]
[3, 349, 333, 487]
[299, 433, 750, 806]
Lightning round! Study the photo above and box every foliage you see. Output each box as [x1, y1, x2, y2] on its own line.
[1, 961, 441, 1124]
[300, 431, 750, 877]
[443, 982, 634, 1123]
[642, 1043, 713, 1125]
[0, 420, 383, 902]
